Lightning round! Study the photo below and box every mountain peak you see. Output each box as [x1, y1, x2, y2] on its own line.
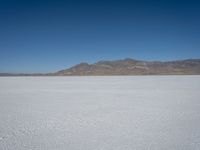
[55, 58, 200, 75]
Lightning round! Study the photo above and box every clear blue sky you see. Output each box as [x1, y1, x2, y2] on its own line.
[0, 0, 200, 73]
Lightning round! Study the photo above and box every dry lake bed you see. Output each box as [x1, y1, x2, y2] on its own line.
[0, 76, 200, 150]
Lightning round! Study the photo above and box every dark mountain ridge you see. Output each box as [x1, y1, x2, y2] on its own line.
[55, 58, 200, 75]
[1, 58, 200, 76]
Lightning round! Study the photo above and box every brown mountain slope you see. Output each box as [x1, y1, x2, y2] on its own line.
[55, 58, 200, 75]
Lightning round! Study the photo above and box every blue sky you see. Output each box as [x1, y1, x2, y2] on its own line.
[0, 0, 200, 73]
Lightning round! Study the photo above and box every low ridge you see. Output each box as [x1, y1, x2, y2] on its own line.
[1, 58, 200, 76]
[55, 58, 200, 75]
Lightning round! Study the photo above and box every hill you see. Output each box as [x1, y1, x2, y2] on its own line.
[55, 58, 200, 75]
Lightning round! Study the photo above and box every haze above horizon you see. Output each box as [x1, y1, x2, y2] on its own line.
[0, 0, 200, 73]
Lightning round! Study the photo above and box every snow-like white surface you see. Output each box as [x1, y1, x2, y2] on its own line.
[0, 76, 200, 150]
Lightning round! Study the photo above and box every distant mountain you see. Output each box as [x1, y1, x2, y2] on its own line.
[0, 73, 51, 76]
[1, 58, 200, 76]
[55, 58, 200, 75]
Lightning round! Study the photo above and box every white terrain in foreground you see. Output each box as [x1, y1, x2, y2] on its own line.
[0, 76, 200, 150]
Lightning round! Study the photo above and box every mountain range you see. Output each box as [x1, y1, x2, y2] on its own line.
[1, 58, 200, 76]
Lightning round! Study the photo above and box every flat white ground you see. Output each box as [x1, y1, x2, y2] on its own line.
[0, 76, 200, 150]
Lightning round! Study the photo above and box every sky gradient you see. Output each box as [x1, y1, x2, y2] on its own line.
[0, 0, 200, 73]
